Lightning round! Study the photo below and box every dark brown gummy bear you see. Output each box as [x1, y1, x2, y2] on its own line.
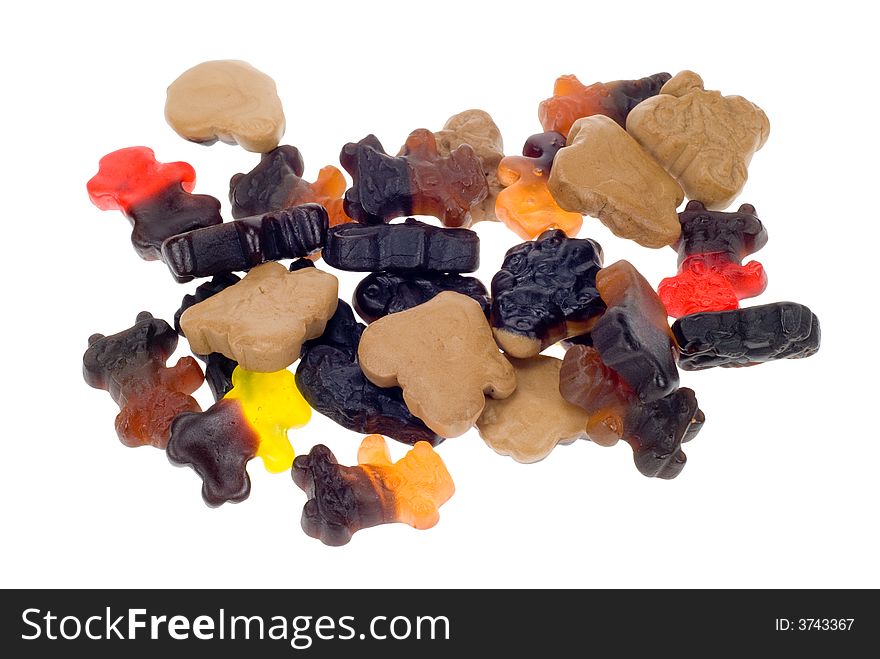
[675, 200, 768, 264]
[354, 271, 489, 323]
[229, 145, 308, 218]
[340, 130, 488, 227]
[82, 312, 204, 448]
[166, 399, 260, 507]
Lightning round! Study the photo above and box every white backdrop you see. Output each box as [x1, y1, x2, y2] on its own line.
[1, 0, 877, 588]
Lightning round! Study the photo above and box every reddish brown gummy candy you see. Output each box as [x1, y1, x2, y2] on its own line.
[559, 346, 703, 479]
[658, 201, 769, 318]
[340, 130, 488, 228]
[82, 312, 204, 449]
[538, 72, 671, 137]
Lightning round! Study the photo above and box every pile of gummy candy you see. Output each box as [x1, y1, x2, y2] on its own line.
[83, 61, 820, 546]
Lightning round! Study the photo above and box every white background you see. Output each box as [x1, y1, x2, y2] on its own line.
[1, 0, 877, 589]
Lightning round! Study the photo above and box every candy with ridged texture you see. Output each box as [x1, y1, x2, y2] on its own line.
[539, 72, 671, 137]
[354, 271, 489, 323]
[548, 115, 684, 248]
[359, 292, 517, 438]
[161, 203, 328, 283]
[495, 131, 583, 240]
[491, 230, 605, 358]
[477, 356, 588, 463]
[292, 435, 454, 546]
[658, 201, 768, 317]
[323, 218, 479, 273]
[164, 60, 285, 153]
[83, 312, 204, 449]
[179, 262, 338, 373]
[174, 274, 241, 401]
[592, 260, 679, 402]
[167, 366, 311, 506]
[296, 300, 442, 445]
[340, 130, 488, 227]
[672, 302, 821, 370]
[559, 345, 704, 478]
[229, 145, 350, 227]
[86, 147, 222, 260]
[626, 71, 770, 209]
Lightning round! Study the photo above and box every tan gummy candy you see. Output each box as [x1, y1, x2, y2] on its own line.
[424, 110, 504, 223]
[180, 262, 338, 372]
[165, 60, 285, 153]
[548, 115, 684, 248]
[626, 70, 770, 210]
[358, 292, 517, 438]
[477, 356, 588, 463]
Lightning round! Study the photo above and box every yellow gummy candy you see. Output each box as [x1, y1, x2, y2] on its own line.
[224, 366, 311, 473]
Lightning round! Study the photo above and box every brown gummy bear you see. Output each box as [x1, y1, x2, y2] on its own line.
[292, 435, 455, 546]
[83, 312, 204, 449]
[559, 346, 704, 479]
[538, 72, 671, 137]
[340, 130, 488, 228]
[495, 131, 583, 240]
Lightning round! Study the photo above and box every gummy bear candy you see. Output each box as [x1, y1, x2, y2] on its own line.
[292, 435, 455, 546]
[358, 292, 516, 438]
[658, 201, 769, 318]
[354, 271, 489, 323]
[83, 312, 204, 449]
[495, 132, 584, 240]
[323, 218, 480, 273]
[167, 366, 311, 506]
[559, 345, 704, 478]
[179, 262, 338, 373]
[592, 260, 680, 402]
[538, 72, 671, 137]
[165, 60, 285, 153]
[491, 230, 605, 358]
[340, 130, 488, 228]
[229, 145, 351, 227]
[672, 302, 821, 370]
[296, 301, 442, 445]
[161, 203, 328, 283]
[174, 274, 241, 401]
[86, 147, 222, 260]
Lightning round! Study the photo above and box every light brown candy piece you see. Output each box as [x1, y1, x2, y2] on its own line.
[432, 110, 504, 223]
[548, 115, 683, 248]
[180, 262, 338, 372]
[476, 356, 588, 463]
[358, 291, 517, 438]
[626, 71, 770, 210]
[165, 60, 285, 153]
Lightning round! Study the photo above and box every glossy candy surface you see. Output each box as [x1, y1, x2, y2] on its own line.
[83, 312, 204, 449]
[86, 147, 222, 260]
[658, 201, 769, 317]
[167, 366, 311, 506]
[672, 302, 821, 370]
[229, 145, 350, 227]
[354, 271, 489, 323]
[161, 203, 328, 283]
[292, 435, 455, 546]
[560, 346, 703, 478]
[323, 218, 479, 273]
[495, 131, 583, 240]
[592, 260, 679, 402]
[296, 301, 442, 445]
[539, 72, 671, 137]
[491, 230, 605, 358]
[340, 130, 488, 227]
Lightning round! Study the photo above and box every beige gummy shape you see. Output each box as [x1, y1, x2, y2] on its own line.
[180, 262, 338, 372]
[358, 291, 517, 438]
[548, 115, 684, 248]
[626, 70, 770, 210]
[165, 60, 285, 153]
[477, 356, 587, 463]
